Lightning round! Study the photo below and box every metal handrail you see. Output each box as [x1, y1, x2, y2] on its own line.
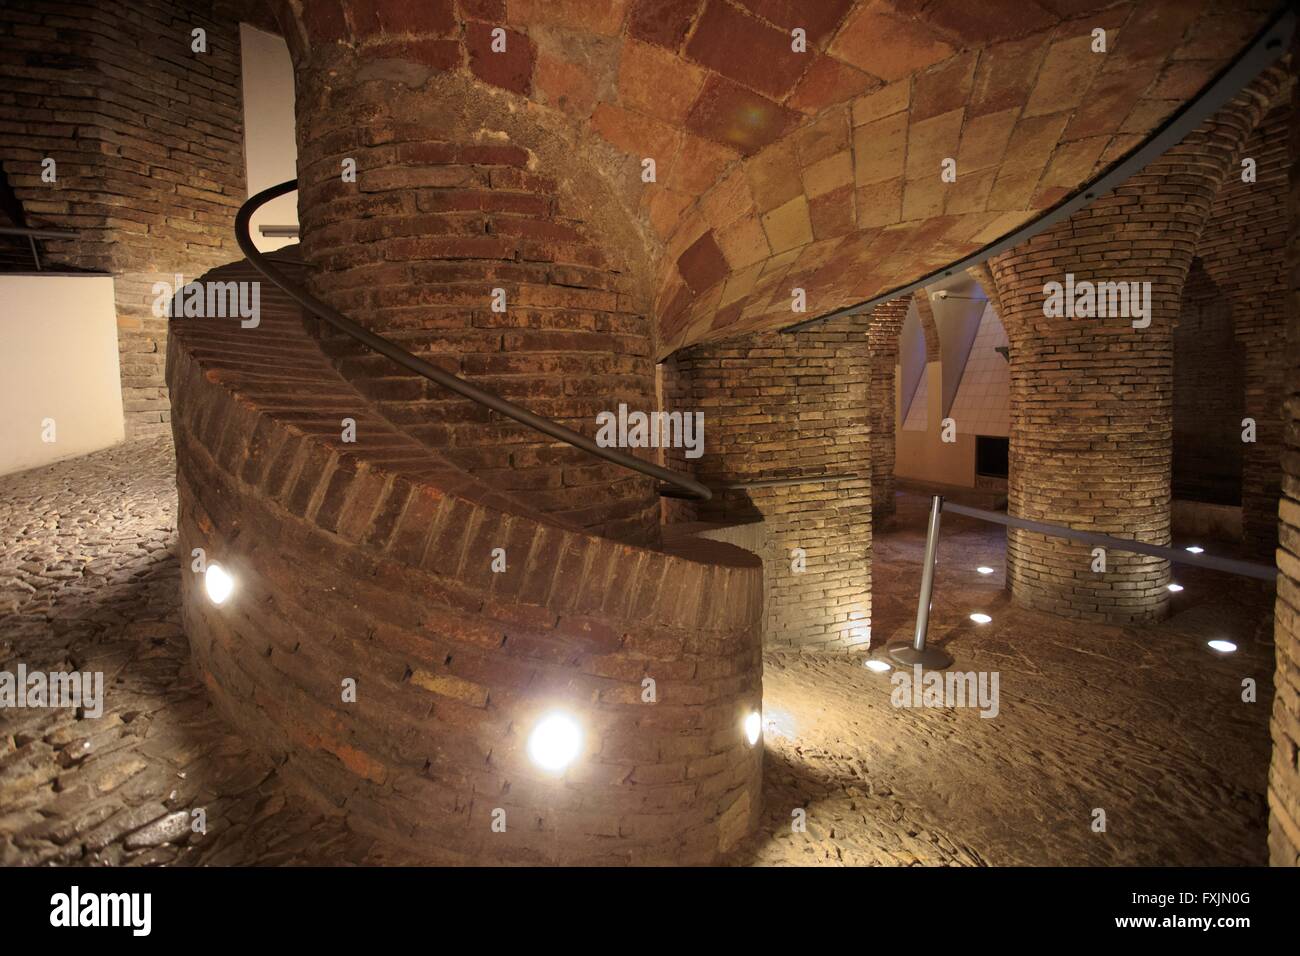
[943, 501, 1277, 581]
[887, 494, 1278, 672]
[716, 472, 861, 490]
[0, 226, 78, 239]
[234, 180, 711, 501]
[0, 225, 78, 272]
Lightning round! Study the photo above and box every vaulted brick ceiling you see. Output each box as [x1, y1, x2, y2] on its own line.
[277, 0, 1280, 355]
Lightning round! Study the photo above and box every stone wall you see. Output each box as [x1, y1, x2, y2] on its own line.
[0, 0, 248, 439]
[664, 314, 871, 652]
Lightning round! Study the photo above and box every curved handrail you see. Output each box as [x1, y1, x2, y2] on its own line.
[235, 180, 711, 501]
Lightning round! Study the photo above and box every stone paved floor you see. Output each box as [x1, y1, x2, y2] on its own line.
[0, 438, 412, 866]
[0, 442, 1276, 865]
[732, 494, 1275, 866]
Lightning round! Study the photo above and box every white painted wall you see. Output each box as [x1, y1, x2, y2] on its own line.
[0, 275, 124, 476]
[948, 304, 1011, 437]
[930, 287, 985, 417]
[898, 302, 925, 426]
[240, 23, 297, 253]
[895, 280, 993, 488]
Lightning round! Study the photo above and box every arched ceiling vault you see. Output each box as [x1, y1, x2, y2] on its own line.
[272, 0, 1283, 356]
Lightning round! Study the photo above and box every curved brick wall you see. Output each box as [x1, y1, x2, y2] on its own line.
[294, 50, 661, 544]
[1269, 29, 1300, 867]
[167, 260, 764, 864]
[989, 74, 1281, 623]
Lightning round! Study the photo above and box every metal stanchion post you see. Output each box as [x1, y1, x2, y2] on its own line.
[888, 495, 954, 669]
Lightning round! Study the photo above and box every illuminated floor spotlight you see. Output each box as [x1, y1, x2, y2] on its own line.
[976, 566, 995, 575]
[1167, 583, 1184, 593]
[1207, 639, 1237, 654]
[743, 710, 762, 747]
[969, 613, 992, 625]
[204, 563, 234, 605]
[864, 659, 892, 673]
[1185, 546, 1204, 554]
[527, 712, 583, 772]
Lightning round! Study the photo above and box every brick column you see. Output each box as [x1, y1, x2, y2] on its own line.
[1198, 105, 1290, 556]
[665, 315, 872, 652]
[989, 80, 1277, 624]
[284, 34, 660, 543]
[868, 296, 911, 518]
[1269, 38, 1300, 868]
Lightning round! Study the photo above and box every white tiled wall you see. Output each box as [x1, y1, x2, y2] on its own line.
[902, 364, 928, 431]
[948, 304, 1010, 437]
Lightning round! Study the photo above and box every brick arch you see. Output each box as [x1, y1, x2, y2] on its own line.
[911, 289, 942, 363]
[652, 3, 1279, 351]
[1173, 257, 1245, 509]
[966, 262, 1006, 325]
[1193, 86, 1291, 554]
[255, 1, 1278, 356]
[988, 70, 1282, 624]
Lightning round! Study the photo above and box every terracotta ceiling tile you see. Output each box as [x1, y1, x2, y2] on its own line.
[685, 0, 812, 99]
[685, 75, 802, 156]
[829, 1, 954, 82]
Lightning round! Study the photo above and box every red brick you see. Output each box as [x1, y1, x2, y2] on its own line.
[685, 0, 809, 98]
[685, 75, 800, 156]
[737, 0, 852, 41]
[466, 22, 533, 94]
[677, 230, 730, 293]
[349, 0, 456, 37]
[627, 0, 700, 50]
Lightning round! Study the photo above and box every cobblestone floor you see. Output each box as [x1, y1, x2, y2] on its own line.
[733, 494, 1274, 866]
[0, 438, 411, 866]
[0, 442, 1275, 866]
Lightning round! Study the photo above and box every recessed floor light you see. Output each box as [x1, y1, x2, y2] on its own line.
[864, 659, 892, 673]
[976, 566, 995, 575]
[1207, 639, 1237, 653]
[204, 563, 234, 605]
[970, 613, 992, 624]
[527, 712, 583, 772]
[1186, 546, 1204, 554]
[1167, 584, 1184, 592]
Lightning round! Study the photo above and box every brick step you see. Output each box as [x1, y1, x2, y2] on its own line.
[166, 256, 766, 864]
